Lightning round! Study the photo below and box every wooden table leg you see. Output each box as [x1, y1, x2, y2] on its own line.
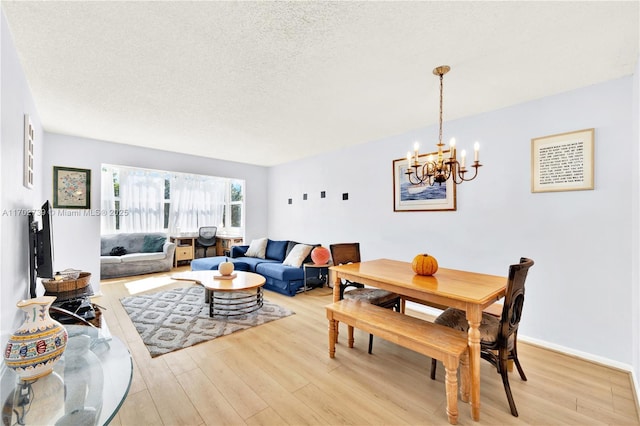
[466, 305, 482, 421]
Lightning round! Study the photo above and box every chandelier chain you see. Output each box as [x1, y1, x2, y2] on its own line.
[438, 72, 444, 145]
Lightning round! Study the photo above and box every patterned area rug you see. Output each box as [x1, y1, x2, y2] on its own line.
[120, 286, 294, 357]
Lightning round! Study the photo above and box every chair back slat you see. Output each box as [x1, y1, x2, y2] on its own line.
[498, 257, 534, 346]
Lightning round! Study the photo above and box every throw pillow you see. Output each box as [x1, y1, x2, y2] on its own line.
[245, 238, 268, 259]
[282, 244, 313, 268]
[109, 246, 127, 256]
[142, 235, 166, 253]
[287, 241, 319, 264]
[265, 240, 288, 261]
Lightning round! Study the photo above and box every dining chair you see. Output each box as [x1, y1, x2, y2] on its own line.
[196, 226, 217, 258]
[429, 257, 534, 417]
[329, 243, 401, 354]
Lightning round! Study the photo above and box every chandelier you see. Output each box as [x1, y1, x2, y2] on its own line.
[406, 65, 482, 186]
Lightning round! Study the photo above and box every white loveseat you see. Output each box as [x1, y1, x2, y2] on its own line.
[100, 233, 176, 279]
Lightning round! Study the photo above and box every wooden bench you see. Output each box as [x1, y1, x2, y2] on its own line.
[326, 299, 470, 425]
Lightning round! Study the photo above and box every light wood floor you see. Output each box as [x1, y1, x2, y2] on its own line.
[94, 268, 639, 425]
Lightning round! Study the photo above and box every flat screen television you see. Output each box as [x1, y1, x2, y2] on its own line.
[28, 200, 55, 298]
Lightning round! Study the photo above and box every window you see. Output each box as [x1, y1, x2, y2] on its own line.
[227, 180, 244, 232]
[101, 164, 244, 235]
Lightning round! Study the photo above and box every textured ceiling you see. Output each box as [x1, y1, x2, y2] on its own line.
[2, 1, 638, 166]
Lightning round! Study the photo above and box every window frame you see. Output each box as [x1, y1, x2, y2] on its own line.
[104, 164, 244, 235]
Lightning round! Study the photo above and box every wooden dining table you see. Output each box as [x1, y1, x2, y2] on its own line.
[330, 258, 507, 421]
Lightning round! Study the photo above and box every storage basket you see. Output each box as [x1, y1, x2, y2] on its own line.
[43, 272, 91, 294]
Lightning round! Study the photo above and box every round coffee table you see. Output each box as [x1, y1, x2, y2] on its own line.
[172, 270, 266, 317]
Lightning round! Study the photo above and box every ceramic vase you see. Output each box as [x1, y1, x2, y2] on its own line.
[311, 246, 331, 265]
[3, 296, 68, 381]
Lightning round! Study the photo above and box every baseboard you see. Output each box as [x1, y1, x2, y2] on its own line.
[407, 300, 640, 411]
[407, 301, 636, 372]
[519, 335, 634, 372]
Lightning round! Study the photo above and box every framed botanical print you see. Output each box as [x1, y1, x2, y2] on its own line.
[53, 166, 91, 209]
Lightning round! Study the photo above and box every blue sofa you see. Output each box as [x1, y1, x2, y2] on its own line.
[190, 239, 318, 296]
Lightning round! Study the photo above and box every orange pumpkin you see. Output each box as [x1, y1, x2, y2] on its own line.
[412, 254, 438, 276]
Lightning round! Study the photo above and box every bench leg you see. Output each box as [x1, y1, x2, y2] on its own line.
[348, 325, 354, 348]
[328, 318, 337, 358]
[459, 350, 470, 403]
[444, 356, 460, 425]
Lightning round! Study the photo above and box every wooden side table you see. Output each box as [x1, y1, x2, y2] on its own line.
[170, 234, 197, 267]
[302, 263, 331, 292]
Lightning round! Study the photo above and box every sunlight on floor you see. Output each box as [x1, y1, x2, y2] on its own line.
[124, 275, 180, 295]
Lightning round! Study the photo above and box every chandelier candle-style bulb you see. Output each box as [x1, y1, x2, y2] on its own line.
[402, 64, 483, 186]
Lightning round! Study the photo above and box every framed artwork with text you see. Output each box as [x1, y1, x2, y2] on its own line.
[531, 128, 594, 193]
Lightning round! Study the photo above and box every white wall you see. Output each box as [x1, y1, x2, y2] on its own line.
[268, 77, 636, 366]
[0, 10, 45, 342]
[43, 133, 270, 294]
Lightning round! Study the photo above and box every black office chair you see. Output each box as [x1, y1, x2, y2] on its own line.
[196, 226, 217, 258]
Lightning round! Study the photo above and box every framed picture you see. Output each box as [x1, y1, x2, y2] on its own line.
[53, 166, 91, 209]
[531, 128, 594, 193]
[393, 152, 456, 212]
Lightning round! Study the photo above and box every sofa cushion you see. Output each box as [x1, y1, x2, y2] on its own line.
[101, 232, 168, 255]
[231, 245, 248, 257]
[266, 240, 288, 261]
[245, 238, 268, 258]
[256, 262, 304, 281]
[121, 252, 167, 262]
[142, 235, 166, 253]
[235, 256, 279, 271]
[101, 234, 121, 256]
[101, 256, 123, 264]
[282, 244, 313, 268]
[191, 257, 251, 272]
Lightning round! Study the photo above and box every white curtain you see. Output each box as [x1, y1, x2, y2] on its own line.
[119, 168, 165, 232]
[100, 166, 117, 234]
[168, 174, 225, 234]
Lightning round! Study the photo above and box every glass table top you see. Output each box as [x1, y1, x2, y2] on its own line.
[1, 324, 132, 426]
